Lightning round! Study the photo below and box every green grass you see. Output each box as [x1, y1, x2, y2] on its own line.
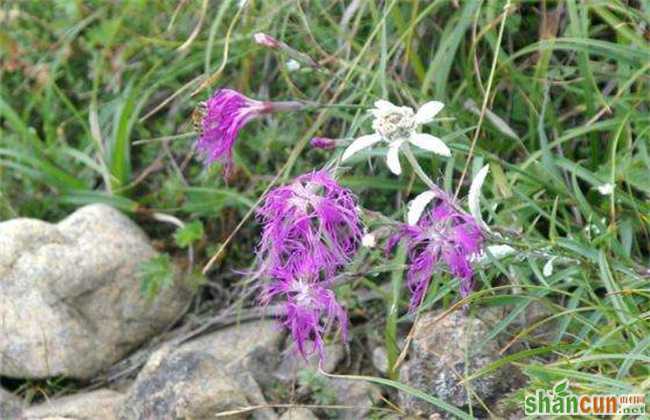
[1, 0, 649, 417]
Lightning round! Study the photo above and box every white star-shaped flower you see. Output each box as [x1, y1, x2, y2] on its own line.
[341, 100, 450, 175]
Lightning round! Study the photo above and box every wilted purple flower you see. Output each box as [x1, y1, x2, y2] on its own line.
[196, 89, 305, 172]
[257, 170, 362, 278]
[261, 272, 348, 359]
[389, 192, 484, 308]
[310, 137, 337, 150]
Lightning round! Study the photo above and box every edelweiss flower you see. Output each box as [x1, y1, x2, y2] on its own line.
[361, 232, 376, 248]
[472, 244, 516, 264]
[388, 165, 491, 307]
[342, 100, 450, 175]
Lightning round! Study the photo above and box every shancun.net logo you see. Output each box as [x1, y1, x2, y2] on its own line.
[524, 380, 646, 416]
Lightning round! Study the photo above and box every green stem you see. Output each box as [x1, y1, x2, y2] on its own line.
[402, 144, 438, 191]
[269, 101, 369, 113]
[402, 144, 469, 217]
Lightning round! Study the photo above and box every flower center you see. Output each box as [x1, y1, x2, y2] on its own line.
[288, 182, 322, 212]
[290, 279, 314, 306]
[372, 107, 416, 142]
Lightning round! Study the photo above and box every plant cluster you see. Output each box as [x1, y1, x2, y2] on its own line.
[194, 82, 508, 360]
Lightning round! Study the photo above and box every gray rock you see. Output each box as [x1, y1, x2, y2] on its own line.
[180, 319, 285, 389]
[371, 346, 389, 374]
[24, 389, 123, 420]
[274, 341, 344, 383]
[118, 349, 248, 420]
[328, 378, 381, 420]
[1, 387, 24, 419]
[398, 310, 524, 417]
[230, 370, 278, 420]
[279, 407, 318, 420]
[517, 300, 557, 341]
[119, 321, 285, 420]
[0, 204, 192, 379]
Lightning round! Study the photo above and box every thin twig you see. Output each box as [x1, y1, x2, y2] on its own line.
[176, 0, 208, 52]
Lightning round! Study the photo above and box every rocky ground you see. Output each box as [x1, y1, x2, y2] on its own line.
[0, 205, 550, 419]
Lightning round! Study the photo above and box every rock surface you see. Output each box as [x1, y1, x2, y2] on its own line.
[0, 204, 192, 379]
[118, 350, 249, 420]
[278, 407, 318, 420]
[328, 378, 381, 420]
[178, 319, 285, 389]
[0, 387, 23, 419]
[25, 389, 124, 420]
[371, 346, 389, 374]
[118, 320, 285, 420]
[399, 310, 524, 417]
[274, 341, 344, 383]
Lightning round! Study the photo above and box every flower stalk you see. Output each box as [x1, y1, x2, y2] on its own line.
[254, 32, 320, 69]
[402, 145, 470, 219]
[402, 144, 437, 191]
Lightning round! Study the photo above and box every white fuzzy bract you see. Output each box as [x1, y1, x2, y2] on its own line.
[472, 244, 516, 264]
[468, 164, 491, 232]
[543, 256, 557, 277]
[407, 190, 437, 225]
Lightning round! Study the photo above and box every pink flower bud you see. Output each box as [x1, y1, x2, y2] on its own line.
[253, 33, 280, 48]
[310, 137, 337, 150]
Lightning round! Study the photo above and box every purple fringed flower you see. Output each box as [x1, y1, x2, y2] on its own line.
[257, 170, 362, 278]
[261, 272, 348, 358]
[196, 89, 268, 170]
[196, 89, 305, 172]
[390, 192, 484, 308]
[256, 170, 361, 360]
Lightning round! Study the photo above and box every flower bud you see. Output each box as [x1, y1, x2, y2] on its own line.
[310, 137, 337, 150]
[253, 33, 280, 48]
